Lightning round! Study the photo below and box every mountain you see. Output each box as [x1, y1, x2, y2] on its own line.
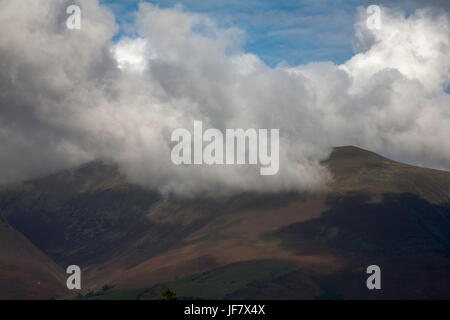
[0, 221, 66, 299]
[0, 146, 449, 299]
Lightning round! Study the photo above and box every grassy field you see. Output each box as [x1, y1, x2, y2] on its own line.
[69, 260, 299, 300]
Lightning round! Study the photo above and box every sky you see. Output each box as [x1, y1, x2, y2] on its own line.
[99, 0, 450, 67]
[0, 0, 449, 197]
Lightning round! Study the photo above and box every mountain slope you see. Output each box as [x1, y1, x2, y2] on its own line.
[0, 221, 66, 299]
[0, 146, 449, 299]
[325, 146, 450, 203]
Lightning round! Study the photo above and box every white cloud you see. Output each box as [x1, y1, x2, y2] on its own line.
[113, 37, 153, 72]
[0, 1, 449, 197]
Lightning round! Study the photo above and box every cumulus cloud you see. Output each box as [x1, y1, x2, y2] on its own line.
[0, 1, 449, 196]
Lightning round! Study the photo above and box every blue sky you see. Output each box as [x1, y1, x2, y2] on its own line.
[99, 0, 444, 67]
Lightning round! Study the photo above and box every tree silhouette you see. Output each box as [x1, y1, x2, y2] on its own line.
[157, 288, 177, 300]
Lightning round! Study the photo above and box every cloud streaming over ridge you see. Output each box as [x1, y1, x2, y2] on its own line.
[0, 0, 449, 196]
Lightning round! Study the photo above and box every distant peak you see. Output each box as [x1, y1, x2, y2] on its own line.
[330, 145, 388, 161]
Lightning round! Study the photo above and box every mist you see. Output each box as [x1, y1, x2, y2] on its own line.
[0, 0, 449, 196]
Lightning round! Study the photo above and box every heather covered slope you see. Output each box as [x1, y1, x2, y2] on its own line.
[0, 146, 449, 299]
[0, 221, 66, 299]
